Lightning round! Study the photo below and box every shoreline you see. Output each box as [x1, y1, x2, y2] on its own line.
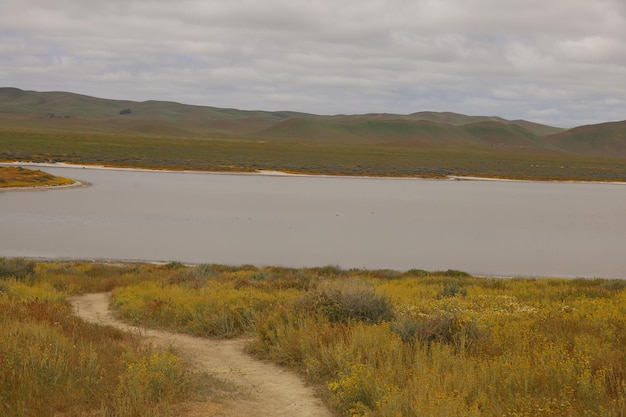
[2, 161, 625, 185]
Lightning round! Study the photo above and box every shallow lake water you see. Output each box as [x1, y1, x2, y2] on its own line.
[1, 165, 625, 278]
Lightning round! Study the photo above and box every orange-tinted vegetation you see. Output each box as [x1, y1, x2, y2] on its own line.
[0, 166, 75, 188]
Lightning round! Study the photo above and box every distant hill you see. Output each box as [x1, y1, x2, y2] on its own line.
[546, 121, 626, 157]
[253, 117, 557, 151]
[0, 87, 307, 136]
[2, 87, 625, 159]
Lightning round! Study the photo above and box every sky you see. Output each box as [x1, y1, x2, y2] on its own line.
[1, 0, 625, 127]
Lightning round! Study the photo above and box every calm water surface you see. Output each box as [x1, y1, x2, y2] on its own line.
[1, 166, 625, 278]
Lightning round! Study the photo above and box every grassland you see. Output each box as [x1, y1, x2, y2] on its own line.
[1, 126, 625, 181]
[2, 259, 625, 416]
[0, 165, 75, 189]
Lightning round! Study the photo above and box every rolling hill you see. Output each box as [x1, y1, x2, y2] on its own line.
[1, 87, 625, 161]
[546, 121, 626, 158]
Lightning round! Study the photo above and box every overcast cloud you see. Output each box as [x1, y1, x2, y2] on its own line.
[1, 0, 625, 127]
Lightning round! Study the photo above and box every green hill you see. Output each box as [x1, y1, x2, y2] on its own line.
[255, 117, 563, 153]
[546, 121, 626, 157]
[0, 87, 562, 139]
[1, 87, 625, 169]
[0, 87, 308, 136]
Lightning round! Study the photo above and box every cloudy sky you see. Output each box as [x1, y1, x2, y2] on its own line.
[1, 0, 625, 127]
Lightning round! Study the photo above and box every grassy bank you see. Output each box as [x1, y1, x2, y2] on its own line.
[1, 126, 625, 181]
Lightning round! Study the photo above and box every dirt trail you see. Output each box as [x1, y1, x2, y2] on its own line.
[70, 293, 334, 417]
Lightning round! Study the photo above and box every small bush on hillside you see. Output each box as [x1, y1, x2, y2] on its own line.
[0, 257, 35, 280]
[601, 279, 626, 291]
[390, 313, 424, 344]
[305, 265, 344, 277]
[403, 269, 431, 277]
[437, 282, 467, 298]
[368, 269, 402, 280]
[391, 307, 484, 350]
[163, 261, 185, 270]
[318, 280, 394, 324]
[439, 269, 471, 278]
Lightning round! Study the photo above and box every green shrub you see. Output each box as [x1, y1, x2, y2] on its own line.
[390, 313, 423, 344]
[368, 269, 402, 280]
[196, 263, 221, 277]
[601, 279, 626, 291]
[0, 257, 35, 280]
[440, 269, 471, 278]
[318, 280, 394, 324]
[437, 282, 467, 298]
[163, 261, 185, 270]
[403, 268, 430, 277]
[391, 309, 483, 350]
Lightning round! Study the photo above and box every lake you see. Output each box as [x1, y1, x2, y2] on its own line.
[1, 165, 625, 278]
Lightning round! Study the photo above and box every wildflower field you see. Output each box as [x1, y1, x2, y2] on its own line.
[1, 258, 625, 416]
[108, 264, 626, 416]
[0, 259, 196, 417]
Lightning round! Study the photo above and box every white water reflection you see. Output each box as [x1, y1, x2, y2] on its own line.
[1, 166, 625, 278]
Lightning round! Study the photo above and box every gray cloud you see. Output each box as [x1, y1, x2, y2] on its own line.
[1, 0, 625, 126]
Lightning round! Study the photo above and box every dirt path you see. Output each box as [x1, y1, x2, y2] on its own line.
[70, 293, 334, 417]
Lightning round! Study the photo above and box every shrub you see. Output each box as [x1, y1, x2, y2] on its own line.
[601, 279, 626, 291]
[306, 265, 344, 277]
[390, 312, 424, 344]
[440, 269, 471, 278]
[403, 268, 430, 277]
[0, 257, 35, 280]
[318, 280, 394, 324]
[437, 282, 467, 298]
[368, 269, 402, 280]
[391, 307, 483, 350]
[172, 263, 220, 289]
[163, 261, 185, 270]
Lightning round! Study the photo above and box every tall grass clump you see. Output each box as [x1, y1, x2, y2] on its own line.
[316, 279, 394, 324]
